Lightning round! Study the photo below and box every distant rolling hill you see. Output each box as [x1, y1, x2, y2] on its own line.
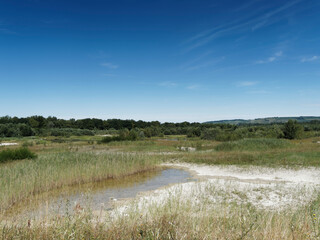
[205, 116, 320, 125]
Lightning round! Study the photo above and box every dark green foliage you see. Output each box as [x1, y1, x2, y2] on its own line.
[214, 138, 291, 151]
[201, 128, 223, 140]
[128, 129, 139, 140]
[0, 115, 319, 140]
[200, 124, 285, 141]
[0, 147, 37, 163]
[100, 136, 121, 143]
[0, 123, 35, 137]
[201, 127, 243, 141]
[45, 128, 94, 137]
[187, 127, 201, 137]
[100, 129, 140, 143]
[283, 120, 303, 139]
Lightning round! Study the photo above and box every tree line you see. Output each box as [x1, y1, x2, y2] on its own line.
[0, 116, 319, 140]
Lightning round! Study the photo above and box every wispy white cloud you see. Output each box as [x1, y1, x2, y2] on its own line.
[232, 0, 259, 13]
[274, 51, 283, 57]
[186, 84, 200, 90]
[0, 26, 17, 35]
[251, 0, 302, 31]
[180, 51, 213, 69]
[301, 56, 319, 63]
[256, 51, 283, 64]
[102, 73, 117, 77]
[158, 81, 177, 88]
[238, 81, 259, 87]
[100, 62, 118, 69]
[180, 51, 225, 71]
[90, 50, 109, 59]
[247, 90, 270, 94]
[184, 57, 225, 71]
[0, 21, 17, 35]
[183, 0, 303, 52]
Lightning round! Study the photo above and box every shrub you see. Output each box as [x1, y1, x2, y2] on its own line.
[100, 129, 145, 143]
[100, 136, 120, 143]
[0, 147, 37, 163]
[201, 128, 222, 140]
[283, 120, 303, 139]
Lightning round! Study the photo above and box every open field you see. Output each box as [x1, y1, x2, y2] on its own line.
[1, 135, 320, 239]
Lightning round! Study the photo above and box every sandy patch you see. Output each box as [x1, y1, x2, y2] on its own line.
[0, 143, 18, 147]
[163, 163, 320, 184]
[112, 163, 320, 216]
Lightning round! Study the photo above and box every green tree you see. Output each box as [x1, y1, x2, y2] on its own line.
[201, 128, 222, 140]
[283, 120, 303, 139]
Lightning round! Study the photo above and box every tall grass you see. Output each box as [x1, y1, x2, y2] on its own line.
[0, 151, 159, 214]
[1, 184, 319, 239]
[214, 138, 291, 151]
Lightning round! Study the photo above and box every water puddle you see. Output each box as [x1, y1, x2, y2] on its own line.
[7, 168, 194, 221]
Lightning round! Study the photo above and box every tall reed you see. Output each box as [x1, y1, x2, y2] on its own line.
[0, 152, 159, 214]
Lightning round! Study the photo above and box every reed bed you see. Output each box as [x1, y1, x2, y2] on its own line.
[0, 151, 160, 215]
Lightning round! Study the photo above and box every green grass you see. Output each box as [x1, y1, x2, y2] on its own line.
[0, 147, 36, 163]
[0, 151, 160, 215]
[166, 138, 320, 167]
[214, 138, 291, 151]
[1, 136, 320, 239]
[178, 150, 320, 167]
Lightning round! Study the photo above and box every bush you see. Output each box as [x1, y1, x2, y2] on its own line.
[201, 128, 222, 140]
[46, 128, 95, 137]
[201, 128, 241, 141]
[100, 129, 145, 143]
[0, 147, 37, 163]
[283, 120, 303, 139]
[100, 136, 120, 143]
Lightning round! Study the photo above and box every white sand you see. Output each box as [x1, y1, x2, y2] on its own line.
[164, 163, 320, 184]
[0, 143, 18, 146]
[112, 163, 320, 216]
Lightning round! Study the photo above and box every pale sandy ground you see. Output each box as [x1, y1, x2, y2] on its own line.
[111, 163, 320, 217]
[0, 143, 18, 146]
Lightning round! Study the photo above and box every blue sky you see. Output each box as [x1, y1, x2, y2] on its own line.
[0, 0, 319, 122]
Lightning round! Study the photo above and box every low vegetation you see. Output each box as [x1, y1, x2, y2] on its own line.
[100, 129, 143, 143]
[1, 116, 320, 239]
[0, 147, 36, 163]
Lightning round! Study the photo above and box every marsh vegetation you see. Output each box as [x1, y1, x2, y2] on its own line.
[1, 117, 320, 239]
